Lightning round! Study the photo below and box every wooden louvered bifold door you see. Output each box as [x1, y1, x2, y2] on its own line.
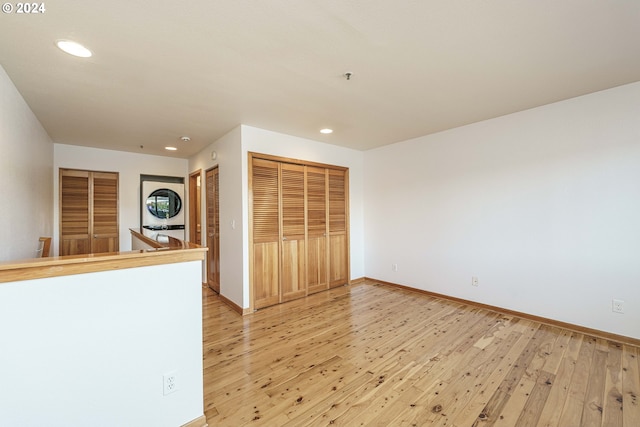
[328, 169, 348, 288]
[60, 169, 119, 256]
[252, 159, 280, 309]
[60, 170, 91, 255]
[91, 172, 119, 254]
[280, 164, 306, 302]
[306, 167, 328, 294]
[250, 154, 349, 310]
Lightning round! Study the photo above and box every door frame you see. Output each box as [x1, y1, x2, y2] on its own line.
[205, 166, 220, 293]
[188, 169, 202, 245]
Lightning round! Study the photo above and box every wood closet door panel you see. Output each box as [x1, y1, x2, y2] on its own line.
[328, 169, 348, 287]
[307, 237, 327, 294]
[329, 234, 348, 286]
[253, 242, 280, 309]
[60, 170, 90, 255]
[280, 164, 306, 302]
[252, 159, 280, 243]
[281, 239, 305, 302]
[306, 167, 328, 294]
[252, 159, 280, 309]
[61, 239, 91, 256]
[92, 172, 119, 254]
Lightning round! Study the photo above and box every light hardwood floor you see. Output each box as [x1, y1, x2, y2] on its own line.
[202, 282, 640, 426]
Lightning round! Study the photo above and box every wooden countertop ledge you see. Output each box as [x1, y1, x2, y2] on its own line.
[0, 234, 206, 284]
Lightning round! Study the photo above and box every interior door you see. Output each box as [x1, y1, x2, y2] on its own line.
[91, 172, 119, 254]
[60, 169, 119, 256]
[328, 169, 348, 287]
[206, 167, 220, 293]
[189, 171, 202, 245]
[250, 154, 350, 309]
[60, 169, 91, 255]
[280, 163, 306, 302]
[251, 159, 280, 309]
[306, 167, 328, 294]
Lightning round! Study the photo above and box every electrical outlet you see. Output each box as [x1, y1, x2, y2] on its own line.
[471, 276, 479, 287]
[392, 263, 398, 272]
[163, 371, 178, 395]
[612, 299, 624, 314]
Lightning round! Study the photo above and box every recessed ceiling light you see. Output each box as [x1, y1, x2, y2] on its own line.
[165, 146, 178, 151]
[320, 128, 333, 134]
[55, 40, 92, 58]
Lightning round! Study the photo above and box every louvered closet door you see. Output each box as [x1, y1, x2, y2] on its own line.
[60, 170, 91, 255]
[60, 169, 119, 256]
[280, 163, 306, 302]
[252, 159, 280, 309]
[91, 172, 119, 254]
[328, 169, 349, 287]
[306, 167, 328, 294]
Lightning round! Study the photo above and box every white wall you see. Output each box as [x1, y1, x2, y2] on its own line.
[189, 126, 244, 303]
[54, 144, 188, 254]
[0, 260, 204, 427]
[364, 82, 640, 340]
[0, 66, 53, 261]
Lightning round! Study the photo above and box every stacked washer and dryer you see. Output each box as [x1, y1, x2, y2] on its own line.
[141, 178, 185, 241]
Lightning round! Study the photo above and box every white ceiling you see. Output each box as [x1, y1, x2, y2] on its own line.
[1, 0, 639, 158]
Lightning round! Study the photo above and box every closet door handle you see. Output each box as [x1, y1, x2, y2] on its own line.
[282, 236, 287, 241]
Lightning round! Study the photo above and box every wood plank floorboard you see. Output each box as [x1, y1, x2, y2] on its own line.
[202, 282, 639, 426]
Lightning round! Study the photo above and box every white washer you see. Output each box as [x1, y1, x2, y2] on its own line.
[141, 181, 185, 240]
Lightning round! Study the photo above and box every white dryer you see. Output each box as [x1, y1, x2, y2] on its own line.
[141, 180, 185, 240]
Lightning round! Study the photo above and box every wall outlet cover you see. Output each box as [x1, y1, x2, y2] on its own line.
[612, 299, 624, 314]
[163, 371, 179, 395]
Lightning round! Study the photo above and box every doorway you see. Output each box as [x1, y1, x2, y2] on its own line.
[205, 167, 220, 293]
[188, 170, 202, 245]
